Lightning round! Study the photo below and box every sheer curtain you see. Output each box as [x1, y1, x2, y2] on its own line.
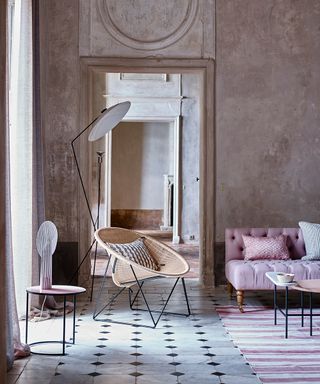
[7, 0, 38, 369]
[9, 0, 33, 316]
[1, 1, 9, 377]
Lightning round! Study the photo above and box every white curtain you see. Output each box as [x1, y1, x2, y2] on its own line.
[9, 0, 33, 316]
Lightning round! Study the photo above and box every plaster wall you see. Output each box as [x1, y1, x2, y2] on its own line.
[111, 121, 173, 210]
[216, 0, 320, 241]
[80, 0, 215, 58]
[181, 73, 201, 242]
[40, 0, 320, 284]
[40, 0, 80, 242]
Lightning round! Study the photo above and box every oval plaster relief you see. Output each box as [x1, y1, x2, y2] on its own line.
[97, 0, 199, 50]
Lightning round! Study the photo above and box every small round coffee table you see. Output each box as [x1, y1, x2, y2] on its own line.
[25, 285, 86, 355]
[293, 279, 320, 336]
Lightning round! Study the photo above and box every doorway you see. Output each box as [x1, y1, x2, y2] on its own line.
[107, 120, 178, 237]
[80, 58, 214, 285]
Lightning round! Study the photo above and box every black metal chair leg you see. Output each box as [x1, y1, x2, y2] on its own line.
[130, 267, 189, 327]
[129, 281, 145, 310]
[182, 277, 191, 316]
[94, 264, 191, 328]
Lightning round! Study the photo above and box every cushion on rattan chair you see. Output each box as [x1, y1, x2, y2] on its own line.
[106, 238, 159, 271]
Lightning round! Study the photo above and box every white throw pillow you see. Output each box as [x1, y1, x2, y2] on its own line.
[299, 221, 320, 260]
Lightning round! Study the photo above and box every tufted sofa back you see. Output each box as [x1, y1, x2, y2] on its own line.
[225, 228, 306, 263]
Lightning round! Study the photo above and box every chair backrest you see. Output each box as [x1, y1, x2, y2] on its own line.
[225, 227, 306, 263]
[95, 227, 141, 245]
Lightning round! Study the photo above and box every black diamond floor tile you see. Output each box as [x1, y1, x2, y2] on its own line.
[169, 362, 181, 366]
[129, 372, 143, 377]
[94, 353, 105, 357]
[171, 372, 185, 377]
[96, 345, 107, 348]
[212, 372, 225, 376]
[207, 362, 220, 366]
[167, 353, 178, 357]
[130, 361, 143, 366]
[91, 361, 104, 366]
[131, 352, 142, 357]
[88, 372, 102, 377]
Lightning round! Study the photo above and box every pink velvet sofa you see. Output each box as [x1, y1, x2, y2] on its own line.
[225, 228, 320, 311]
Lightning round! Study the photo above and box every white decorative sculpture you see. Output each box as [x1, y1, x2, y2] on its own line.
[36, 221, 58, 291]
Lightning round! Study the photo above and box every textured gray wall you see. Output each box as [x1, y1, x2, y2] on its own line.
[111, 121, 173, 210]
[41, 0, 80, 242]
[40, 0, 320, 279]
[181, 73, 200, 242]
[216, 0, 320, 241]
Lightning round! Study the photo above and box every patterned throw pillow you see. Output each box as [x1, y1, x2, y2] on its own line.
[299, 221, 320, 260]
[107, 238, 159, 271]
[242, 234, 290, 261]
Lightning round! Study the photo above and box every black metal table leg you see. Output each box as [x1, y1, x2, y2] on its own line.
[72, 295, 77, 344]
[62, 296, 66, 355]
[301, 291, 304, 327]
[310, 292, 313, 336]
[274, 284, 277, 325]
[25, 292, 29, 344]
[285, 286, 288, 339]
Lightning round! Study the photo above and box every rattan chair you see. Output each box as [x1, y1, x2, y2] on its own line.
[93, 227, 191, 328]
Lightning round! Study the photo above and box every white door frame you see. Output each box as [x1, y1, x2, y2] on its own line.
[105, 116, 181, 243]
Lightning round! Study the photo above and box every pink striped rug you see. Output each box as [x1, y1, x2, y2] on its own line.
[216, 306, 320, 384]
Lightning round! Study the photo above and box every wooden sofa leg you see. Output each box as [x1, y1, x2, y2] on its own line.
[227, 281, 234, 298]
[236, 290, 244, 312]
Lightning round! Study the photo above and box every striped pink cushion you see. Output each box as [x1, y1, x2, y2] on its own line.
[242, 234, 290, 260]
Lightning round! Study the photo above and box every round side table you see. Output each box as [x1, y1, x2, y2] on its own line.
[25, 285, 86, 355]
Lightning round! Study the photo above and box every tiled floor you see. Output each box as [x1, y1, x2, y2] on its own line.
[7, 279, 261, 384]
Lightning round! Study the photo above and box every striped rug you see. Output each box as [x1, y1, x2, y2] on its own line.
[216, 306, 320, 384]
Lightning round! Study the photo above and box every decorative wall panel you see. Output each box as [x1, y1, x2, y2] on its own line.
[80, 0, 215, 58]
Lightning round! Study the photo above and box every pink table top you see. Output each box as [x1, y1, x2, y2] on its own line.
[26, 285, 86, 295]
[293, 279, 320, 293]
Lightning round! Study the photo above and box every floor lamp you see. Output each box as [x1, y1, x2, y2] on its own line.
[69, 101, 131, 301]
